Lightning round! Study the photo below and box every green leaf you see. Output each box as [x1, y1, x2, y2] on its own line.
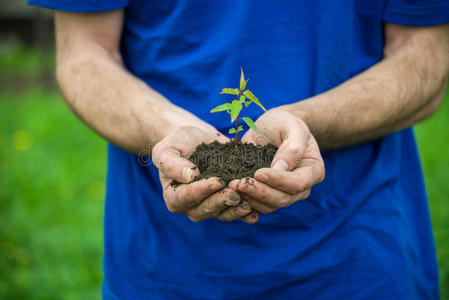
[228, 125, 243, 134]
[242, 117, 257, 131]
[230, 100, 242, 122]
[239, 95, 246, 103]
[220, 88, 239, 95]
[210, 103, 231, 113]
[243, 90, 266, 111]
[244, 101, 251, 108]
[240, 68, 248, 91]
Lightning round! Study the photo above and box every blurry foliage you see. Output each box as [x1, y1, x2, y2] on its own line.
[0, 41, 54, 76]
[415, 87, 449, 298]
[0, 88, 106, 299]
[0, 46, 448, 299]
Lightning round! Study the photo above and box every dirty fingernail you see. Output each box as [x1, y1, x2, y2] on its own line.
[225, 192, 240, 206]
[182, 167, 194, 182]
[210, 183, 222, 190]
[273, 159, 288, 171]
[240, 201, 250, 210]
[250, 210, 259, 219]
[240, 179, 255, 193]
[230, 192, 240, 202]
[228, 180, 238, 190]
[210, 178, 224, 190]
[246, 185, 255, 193]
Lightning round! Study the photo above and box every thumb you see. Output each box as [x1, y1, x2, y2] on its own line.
[152, 145, 199, 184]
[270, 127, 308, 171]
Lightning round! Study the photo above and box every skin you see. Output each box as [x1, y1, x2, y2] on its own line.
[54, 9, 449, 221]
[229, 23, 449, 213]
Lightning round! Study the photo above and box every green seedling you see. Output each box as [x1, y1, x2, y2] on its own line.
[210, 68, 266, 148]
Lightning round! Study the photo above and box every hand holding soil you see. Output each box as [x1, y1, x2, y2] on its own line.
[152, 126, 257, 223]
[229, 110, 325, 214]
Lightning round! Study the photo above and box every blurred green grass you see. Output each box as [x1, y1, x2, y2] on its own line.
[0, 44, 448, 298]
[0, 88, 106, 299]
[415, 87, 449, 298]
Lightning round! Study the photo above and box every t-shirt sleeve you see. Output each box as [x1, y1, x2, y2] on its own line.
[383, 0, 449, 26]
[27, 0, 129, 12]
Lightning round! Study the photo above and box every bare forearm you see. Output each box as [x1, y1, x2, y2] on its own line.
[283, 24, 449, 149]
[56, 46, 208, 154]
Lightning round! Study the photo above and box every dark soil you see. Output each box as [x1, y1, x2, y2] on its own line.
[187, 140, 278, 185]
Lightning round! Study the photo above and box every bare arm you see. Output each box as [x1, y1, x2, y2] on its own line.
[281, 23, 449, 149]
[54, 10, 213, 154]
[55, 10, 257, 223]
[235, 23, 449, 212]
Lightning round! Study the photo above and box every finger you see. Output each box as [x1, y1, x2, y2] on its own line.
[242, 210, 260, 224]
[230, 179, 274, 214]
[152, 144, 199, 184]
[254, 160, 324, 195]
[270, 124, 309, 171]
[237, 177, 295, 211]
[186, 188, 241, 222]
[217, 200, 252, 222]
[164, 177, 224, 213]
[228, 179, 240, 191]
[246, 199, 276, 214]
[241, 129, 258, 145]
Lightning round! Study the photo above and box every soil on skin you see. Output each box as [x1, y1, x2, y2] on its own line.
[188, 140, 278, 185]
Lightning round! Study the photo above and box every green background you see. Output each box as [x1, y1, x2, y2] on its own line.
[0, 45, 448, 299]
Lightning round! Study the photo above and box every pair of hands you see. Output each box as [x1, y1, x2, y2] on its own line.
[151, 110, 325, 224]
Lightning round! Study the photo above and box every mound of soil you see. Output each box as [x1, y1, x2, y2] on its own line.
[188, 140, 278, 185]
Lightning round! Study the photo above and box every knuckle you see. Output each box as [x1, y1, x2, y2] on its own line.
[317, 164, 325, 183]
[166, 202, 180, 214]
[275, 197, 291, 208]
[300, 189, 311, 200]
[218, 215, 233, 222]
[164, 163, 178, 177]
[259, 206, 275, 214]
[187, 215, 202, 223]
[286, 143, 301, 155]
[202, 206, 217, 216]
[253, 187, 268, 202]
[183, 190, 198, 207]
[151, 145, 162, 166]
[292, 183, 306, 194]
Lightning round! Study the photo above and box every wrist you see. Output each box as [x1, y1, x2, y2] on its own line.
[146, 104, 212, 145]
[273, 103, 310, 126]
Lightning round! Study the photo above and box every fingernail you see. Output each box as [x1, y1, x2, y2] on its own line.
[229, 192, 240, 202]
[241, 177, 255, 193]
[228, 180, 238, 190]
[273, 159, 288, 171]
[182, 167, 193, 182]
[210, 183, 222, 190]
[225, 192, 240, 206]
[250, 210, 259, 219]
[245, 184, 255, 193]
[239, 201, 250, 210]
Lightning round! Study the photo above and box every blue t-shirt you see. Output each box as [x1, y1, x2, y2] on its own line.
[28, 0, 449, 299]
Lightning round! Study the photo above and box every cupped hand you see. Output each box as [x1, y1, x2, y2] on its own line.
[152, 125, 259, 223]
[229, 110, 325, 214]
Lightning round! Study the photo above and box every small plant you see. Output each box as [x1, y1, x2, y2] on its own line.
[210, 68, 266, 148]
